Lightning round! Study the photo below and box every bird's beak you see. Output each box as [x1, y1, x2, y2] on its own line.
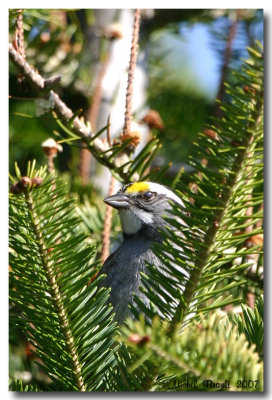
[104, 193, 130, 209]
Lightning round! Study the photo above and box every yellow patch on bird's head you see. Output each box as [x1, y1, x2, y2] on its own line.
[125, 181, 150, 194]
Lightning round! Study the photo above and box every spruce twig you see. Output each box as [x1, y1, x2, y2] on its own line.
[171, 88, 263, 330]
[26, 190, 86, 391]
[122, 9, 141, 138]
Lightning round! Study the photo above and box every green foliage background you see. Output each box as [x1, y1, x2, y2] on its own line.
[9, 9, 263, 392]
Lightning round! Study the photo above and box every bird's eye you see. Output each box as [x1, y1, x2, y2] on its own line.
[142, 191, 156, 201]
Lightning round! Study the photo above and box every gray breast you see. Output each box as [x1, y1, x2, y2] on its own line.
[99, 234, 161, 323]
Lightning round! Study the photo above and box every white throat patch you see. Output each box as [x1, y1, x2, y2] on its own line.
[119, 209, 142, 235]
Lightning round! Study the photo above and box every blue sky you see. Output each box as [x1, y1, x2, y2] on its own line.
[152, 11, 263, 102]
[179, 22, 221, 101]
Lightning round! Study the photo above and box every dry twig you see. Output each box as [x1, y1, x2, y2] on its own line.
[122, 9, 141, 138]
[9, 43, 137, 181]
[101, 175, 116, 264]
[101, 116, 115, 263]
[14, 11, 25, 59]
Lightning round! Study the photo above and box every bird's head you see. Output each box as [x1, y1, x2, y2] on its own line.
[104, 181, 183, 236]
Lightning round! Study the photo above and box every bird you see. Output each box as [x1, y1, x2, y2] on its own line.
[98, 181, 185, 324]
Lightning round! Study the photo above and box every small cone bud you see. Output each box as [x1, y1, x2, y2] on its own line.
[18, 176, 32, 189]
[128, 334, 150, 345]
[10, 176, 43, 194]
[42, 138, 63, 158]
[31, 177, 43, 187]
[245, 234, 263, 247]
[10, 183, 22, 194]
[203, 128, 219, 141]
[140, 110, 164, 130]
[103, 22, 124, 40]
[121, 131, 141, 153]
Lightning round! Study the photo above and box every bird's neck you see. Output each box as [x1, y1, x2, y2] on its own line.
[123, 223, 163, 243]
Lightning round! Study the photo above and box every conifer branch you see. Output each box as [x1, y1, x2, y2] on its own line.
[171, 87, 263, 328]
[148, 342, 239, 391]
[25, 190, 86, 391]
[122, 314, 263, 391]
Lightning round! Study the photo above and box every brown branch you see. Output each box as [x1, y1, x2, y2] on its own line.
[14, 11, 25, 59]
[79, 151, 91, 184]
[9, 43, 45, 91]
[90, 54, 111, 131]
[9, 43, 97, 142]
[49, 91, 93, 140]
[101, 176, 116, 264]
[79, 19, 123, 184]
[101, 118, 115, 264]
[122, 9, 141, 138]
[9, 43, 139, 183]
[80, 53, 111, 184]
[47, 156, 54, 174]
